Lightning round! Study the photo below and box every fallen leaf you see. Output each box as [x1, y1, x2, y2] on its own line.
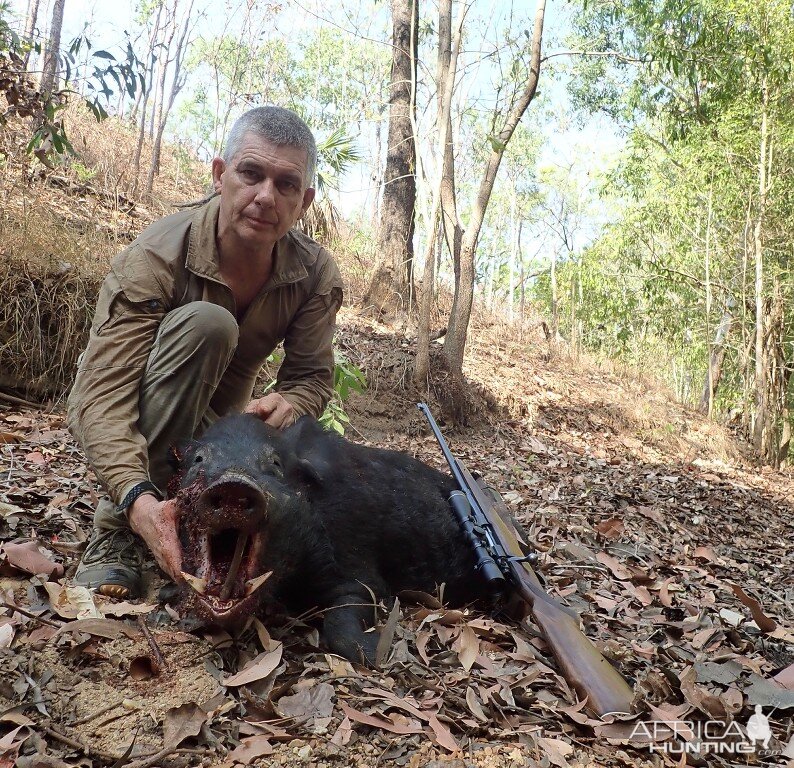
[0, 501, 25, 518]
[718, 608, 744, 627]
[465, 686, 488, 722]
[338, 700, 421, 736]
[222, 643, 283, 687]
[774, 663, 794, 690]
[222, 735, 273, 765]
[275, 682, 334, 721]
[362, 687, 459, 751]
[537, 737, 574, 768]
[744, 673, 794, 710]
[97, 600, 158, 617]
[693, 546, 719, 562]
[455, 624, 479, 672]
[0, 724, 26, 750]
[375, 597, 400, 666]
[730, 584, 777, 633]
[44, 583, 102, 619]
[1, 541, 64, 578]
[163, 702, 207, 749]
[596, 552, 633, 580]
[0, 624, 14, 648]
[53, 617, 138, 640]
[595, 518, 624, 539]
[330, 715, 353, 747]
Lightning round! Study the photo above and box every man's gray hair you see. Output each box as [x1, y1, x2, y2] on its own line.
[223, 106, 317, 187]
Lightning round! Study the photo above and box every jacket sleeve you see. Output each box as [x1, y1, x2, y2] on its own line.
[275, 254, 343, 420]
[67, 245, 172, 505]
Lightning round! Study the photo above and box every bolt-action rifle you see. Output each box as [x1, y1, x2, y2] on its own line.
[418, 403, 634, 717]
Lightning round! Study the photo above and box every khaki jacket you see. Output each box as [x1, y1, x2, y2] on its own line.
[67, 196, 343, 505]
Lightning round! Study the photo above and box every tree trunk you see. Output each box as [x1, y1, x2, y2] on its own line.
[22, 0, 41, 70]
[752, 80, 769, 457]
[146, 0, 194, 193]
[550, 248, 558, 339]
[361, 0, 417, 316]
[698, 303, 735, 415]
[442, 0, 546, 381]
[437, 0, 463, 292]
[40, 0, 66, 99]
[414, 0, 462, 387]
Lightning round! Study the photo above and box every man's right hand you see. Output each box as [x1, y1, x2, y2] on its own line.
[128, 495, 183, 582]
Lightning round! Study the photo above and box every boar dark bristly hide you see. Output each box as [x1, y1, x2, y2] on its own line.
[169, 414, 488, 665]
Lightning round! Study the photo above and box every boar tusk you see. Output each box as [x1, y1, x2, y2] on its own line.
[244, 571, 273, 597]
[181, 571, 207, 594]
[220, 531, 249, 601]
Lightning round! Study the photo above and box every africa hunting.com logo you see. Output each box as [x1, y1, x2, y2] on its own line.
[630, 705, 782, 756]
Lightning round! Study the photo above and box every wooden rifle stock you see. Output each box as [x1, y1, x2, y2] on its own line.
[458, 462, 635, 717]
[418, 403, 634, 717]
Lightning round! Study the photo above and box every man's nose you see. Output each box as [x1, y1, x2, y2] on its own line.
[254, 179, 276, 206]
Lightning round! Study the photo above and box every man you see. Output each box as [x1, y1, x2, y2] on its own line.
[68, 106, 343, 599]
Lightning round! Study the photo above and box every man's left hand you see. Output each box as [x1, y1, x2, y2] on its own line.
[245, 392, 295, 430]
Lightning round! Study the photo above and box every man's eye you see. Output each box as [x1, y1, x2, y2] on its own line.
[277, 180, 297, 193]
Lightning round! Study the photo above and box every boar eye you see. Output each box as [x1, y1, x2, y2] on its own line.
[272, 456, 282, 468]
[194, 454, 204, 464]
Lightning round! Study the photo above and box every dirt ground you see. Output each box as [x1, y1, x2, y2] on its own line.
[1, 306, 793, 768]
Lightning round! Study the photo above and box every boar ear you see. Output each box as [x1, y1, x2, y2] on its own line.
[288, 457, 323, 487]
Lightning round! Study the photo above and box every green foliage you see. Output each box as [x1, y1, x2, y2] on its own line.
[263, 348, 367, 435]
[552, 0, 794, 418]
[315, 128, 363, 192]
[319, 352, 367, 435]
[0, 5, 146, 166]
[70, 161, 96, 183]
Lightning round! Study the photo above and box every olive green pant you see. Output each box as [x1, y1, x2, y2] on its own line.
[93, 301, 240, 530]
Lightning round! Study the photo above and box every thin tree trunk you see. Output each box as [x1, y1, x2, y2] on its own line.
[22, 0, 41, 70]
[442, 0, 546, 382]
[437, 0, 463, 292]
[147, 0, 194, 193]
[703, 185, 713, 416]
[40, 0, 66, 98]
[752, 79, 769, 457]
[550, 248, 558, 338]
[508, 189, 517, 322]
[698, 304, 735, 415]
[518, 221, 526, 332]
[414, 0, 463, 386]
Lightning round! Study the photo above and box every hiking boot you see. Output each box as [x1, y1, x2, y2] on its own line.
[74, 527, 145, 599]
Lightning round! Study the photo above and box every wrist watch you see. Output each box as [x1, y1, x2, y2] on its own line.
[117, 481, 162, 514]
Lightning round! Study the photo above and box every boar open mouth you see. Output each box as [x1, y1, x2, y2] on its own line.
[178, 474, 273, 623]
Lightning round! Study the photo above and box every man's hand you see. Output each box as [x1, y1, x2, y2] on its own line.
[128, 495, 182, 582]
[245, 392, 295, 430]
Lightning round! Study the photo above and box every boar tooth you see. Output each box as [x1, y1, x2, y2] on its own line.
[181, 571, 207, 594]
[220, 532, 249, 601]
[244, 571, 273, 597]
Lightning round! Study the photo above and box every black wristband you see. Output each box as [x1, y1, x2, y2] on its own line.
[117, 481, 162, 513]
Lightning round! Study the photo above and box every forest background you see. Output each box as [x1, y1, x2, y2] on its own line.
[1, 0, 793, 466]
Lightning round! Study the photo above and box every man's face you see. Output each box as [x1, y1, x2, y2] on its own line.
[212, 133, 315, 255]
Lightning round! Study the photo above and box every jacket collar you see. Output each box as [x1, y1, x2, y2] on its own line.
[185, 195, 309, 287]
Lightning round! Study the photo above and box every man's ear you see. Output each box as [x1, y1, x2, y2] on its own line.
[211, 157, 226, 193]
[300, 186, 316, 216]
